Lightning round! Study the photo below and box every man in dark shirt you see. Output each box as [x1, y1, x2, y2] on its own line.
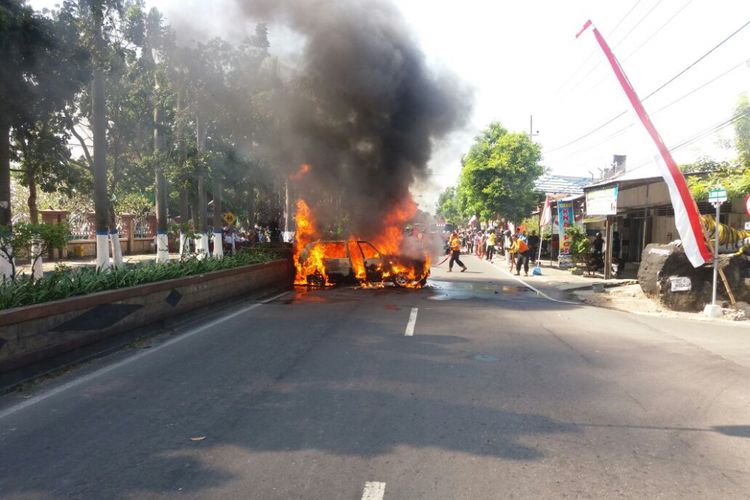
[527, 231, 541, 262]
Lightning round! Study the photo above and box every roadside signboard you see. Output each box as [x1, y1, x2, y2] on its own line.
[557, 201, 575, 268]
[745, 194, 750, 218]
[670, 276, 692, 292]
[585, 185, 619, 216]
[708, 187, 727, 206]
[745, 221, 750, 231]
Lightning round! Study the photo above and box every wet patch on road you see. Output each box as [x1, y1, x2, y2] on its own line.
[471, 353, 499, 362]
[427, 280, 531, 301]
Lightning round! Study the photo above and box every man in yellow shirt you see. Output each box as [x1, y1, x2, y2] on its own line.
[486, 230, 497, 262]
[448, 231, 467, 272]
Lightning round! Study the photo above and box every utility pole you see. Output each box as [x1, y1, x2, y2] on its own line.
[529, 115, 539, 141]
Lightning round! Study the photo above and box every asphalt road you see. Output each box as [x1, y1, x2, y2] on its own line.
[1, 255, 750, 499]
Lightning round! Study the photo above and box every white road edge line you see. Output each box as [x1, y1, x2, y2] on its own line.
[405, 307, 418, 336]
[0, 290, 291, 420]
[496, 265, 579, 305]
[361, 481, 386, 500]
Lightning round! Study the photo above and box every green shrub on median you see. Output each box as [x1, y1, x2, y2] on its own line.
[0, 249, 282, 311]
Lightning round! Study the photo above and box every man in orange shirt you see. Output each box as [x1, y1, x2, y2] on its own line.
[511, 233, 530, 276]
[448, 231, 467, 272]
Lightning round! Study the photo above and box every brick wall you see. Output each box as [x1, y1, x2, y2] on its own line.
[0, 259, 292, 375]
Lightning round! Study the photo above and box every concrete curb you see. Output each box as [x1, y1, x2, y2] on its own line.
[0, 258, 293, 376]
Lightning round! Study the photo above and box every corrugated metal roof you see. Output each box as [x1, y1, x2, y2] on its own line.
[534, 174, 590, 195]
[584, 161, 662, 190]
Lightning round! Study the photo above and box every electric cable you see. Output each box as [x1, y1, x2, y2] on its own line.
[622, 0, 694, 62]
[551, 58, 750, 159]
[545, 18, 750, 154]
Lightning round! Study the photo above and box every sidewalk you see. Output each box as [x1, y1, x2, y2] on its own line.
[483, 253, 749, 323]
[14, 253, 183, 277]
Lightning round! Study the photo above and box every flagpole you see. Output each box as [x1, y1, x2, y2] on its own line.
[533, 195, 551, 275]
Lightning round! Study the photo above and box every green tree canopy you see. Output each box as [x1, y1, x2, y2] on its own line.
[456, 122, 544, 222]
[435, 186, 461, 225]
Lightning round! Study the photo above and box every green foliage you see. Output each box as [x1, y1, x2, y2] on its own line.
[0, 248, 280, 310]
[519, 216, 540, 235]
[0, 222, 70, 281]
[682, 159, 750, 200]
[565, 225, 590, 262]
[435, 187, 462, 225]
[456, 122, 544, 223]
[735, 93, 750, 168]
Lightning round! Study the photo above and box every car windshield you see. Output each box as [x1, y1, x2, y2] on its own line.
[322, 242, 347, 259]
[358, 242, 381, 259]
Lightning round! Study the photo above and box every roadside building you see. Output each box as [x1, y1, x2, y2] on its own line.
[582, 163, 745, 269]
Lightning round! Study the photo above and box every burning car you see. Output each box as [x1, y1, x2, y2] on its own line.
[297, 239, 429, 288]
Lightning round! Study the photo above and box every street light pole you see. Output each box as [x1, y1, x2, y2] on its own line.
[711, 200, 720, 307]
[704, 186, 726, 317]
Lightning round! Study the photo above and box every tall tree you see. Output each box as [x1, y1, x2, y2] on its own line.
[734, 93, 750, 168]
[457, 122, 544, 223]
[435, 186, 462, 226]
[77, 0, 123, 268]
[0, 0, 89, 277]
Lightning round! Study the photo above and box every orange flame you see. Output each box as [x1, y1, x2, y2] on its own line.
[290, 163, 311, 182]
[293, 199, 330, 286]
[371, 197, 417, 255]
[293, 195, 430, 288]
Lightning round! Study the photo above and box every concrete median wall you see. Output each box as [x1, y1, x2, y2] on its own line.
[0, 259, 292, 375]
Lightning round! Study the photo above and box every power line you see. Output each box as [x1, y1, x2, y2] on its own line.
[545, 18, 750, 154]
[609, 0, 645, 39]
[642, 18, 750, 100]
[579, 0, 692, 96]
[623, 111, 746, 174]
[650, 58, 749, 115]
[568, 0, 661, 95]
[622, 0, 694, 62]
[552, 0, 644, 97]
[612, 0, 664, 50]
[558, 58, 749, 159]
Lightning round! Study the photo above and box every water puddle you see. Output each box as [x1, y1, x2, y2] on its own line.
[427, 280, 530, 301]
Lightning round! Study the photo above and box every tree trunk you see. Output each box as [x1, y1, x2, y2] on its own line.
[154, 93, 169, 264]
[0, 117, 11, 228]
[27, 174, 38, 225]
[176, 88, 190, 258]
[92, 8, 110, 270]
[0, 118, 13, 279]
[195, 115, 209, 257]
[211, 179, 223, 258]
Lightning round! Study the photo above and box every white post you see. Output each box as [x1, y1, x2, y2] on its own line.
[195, 233, 209, 260]
[704, 195, 724, 318]
[31, 239, 43, 280]
[156, 231, 170, 263]
[0, 244, 13, 281]
[212, 230, 223, 258]
[110, 230, 123, 268]
[96, 232, 111, 270]
[178, 230, 186, 258]
[711, 202, 720, 307]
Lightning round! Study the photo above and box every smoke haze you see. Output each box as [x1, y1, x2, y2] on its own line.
[235, 0, 472, 238]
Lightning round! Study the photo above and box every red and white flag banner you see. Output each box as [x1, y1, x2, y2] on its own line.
[576, 20, 712, 267]
[540, 195, 553, 226]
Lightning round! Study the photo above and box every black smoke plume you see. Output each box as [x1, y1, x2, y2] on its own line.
[236, 0, 471, 237]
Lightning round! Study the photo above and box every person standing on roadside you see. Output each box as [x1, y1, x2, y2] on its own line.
[486, 230, 497, 262]
[511, 233, 531, 276]
[504, 230, 514, 271]
[448, 231, 467, 272]
[527, 230, 540, 263]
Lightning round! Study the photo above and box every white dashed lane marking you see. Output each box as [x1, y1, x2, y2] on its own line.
[361, 481, 386, 500]
[404, 307, 418, 336]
